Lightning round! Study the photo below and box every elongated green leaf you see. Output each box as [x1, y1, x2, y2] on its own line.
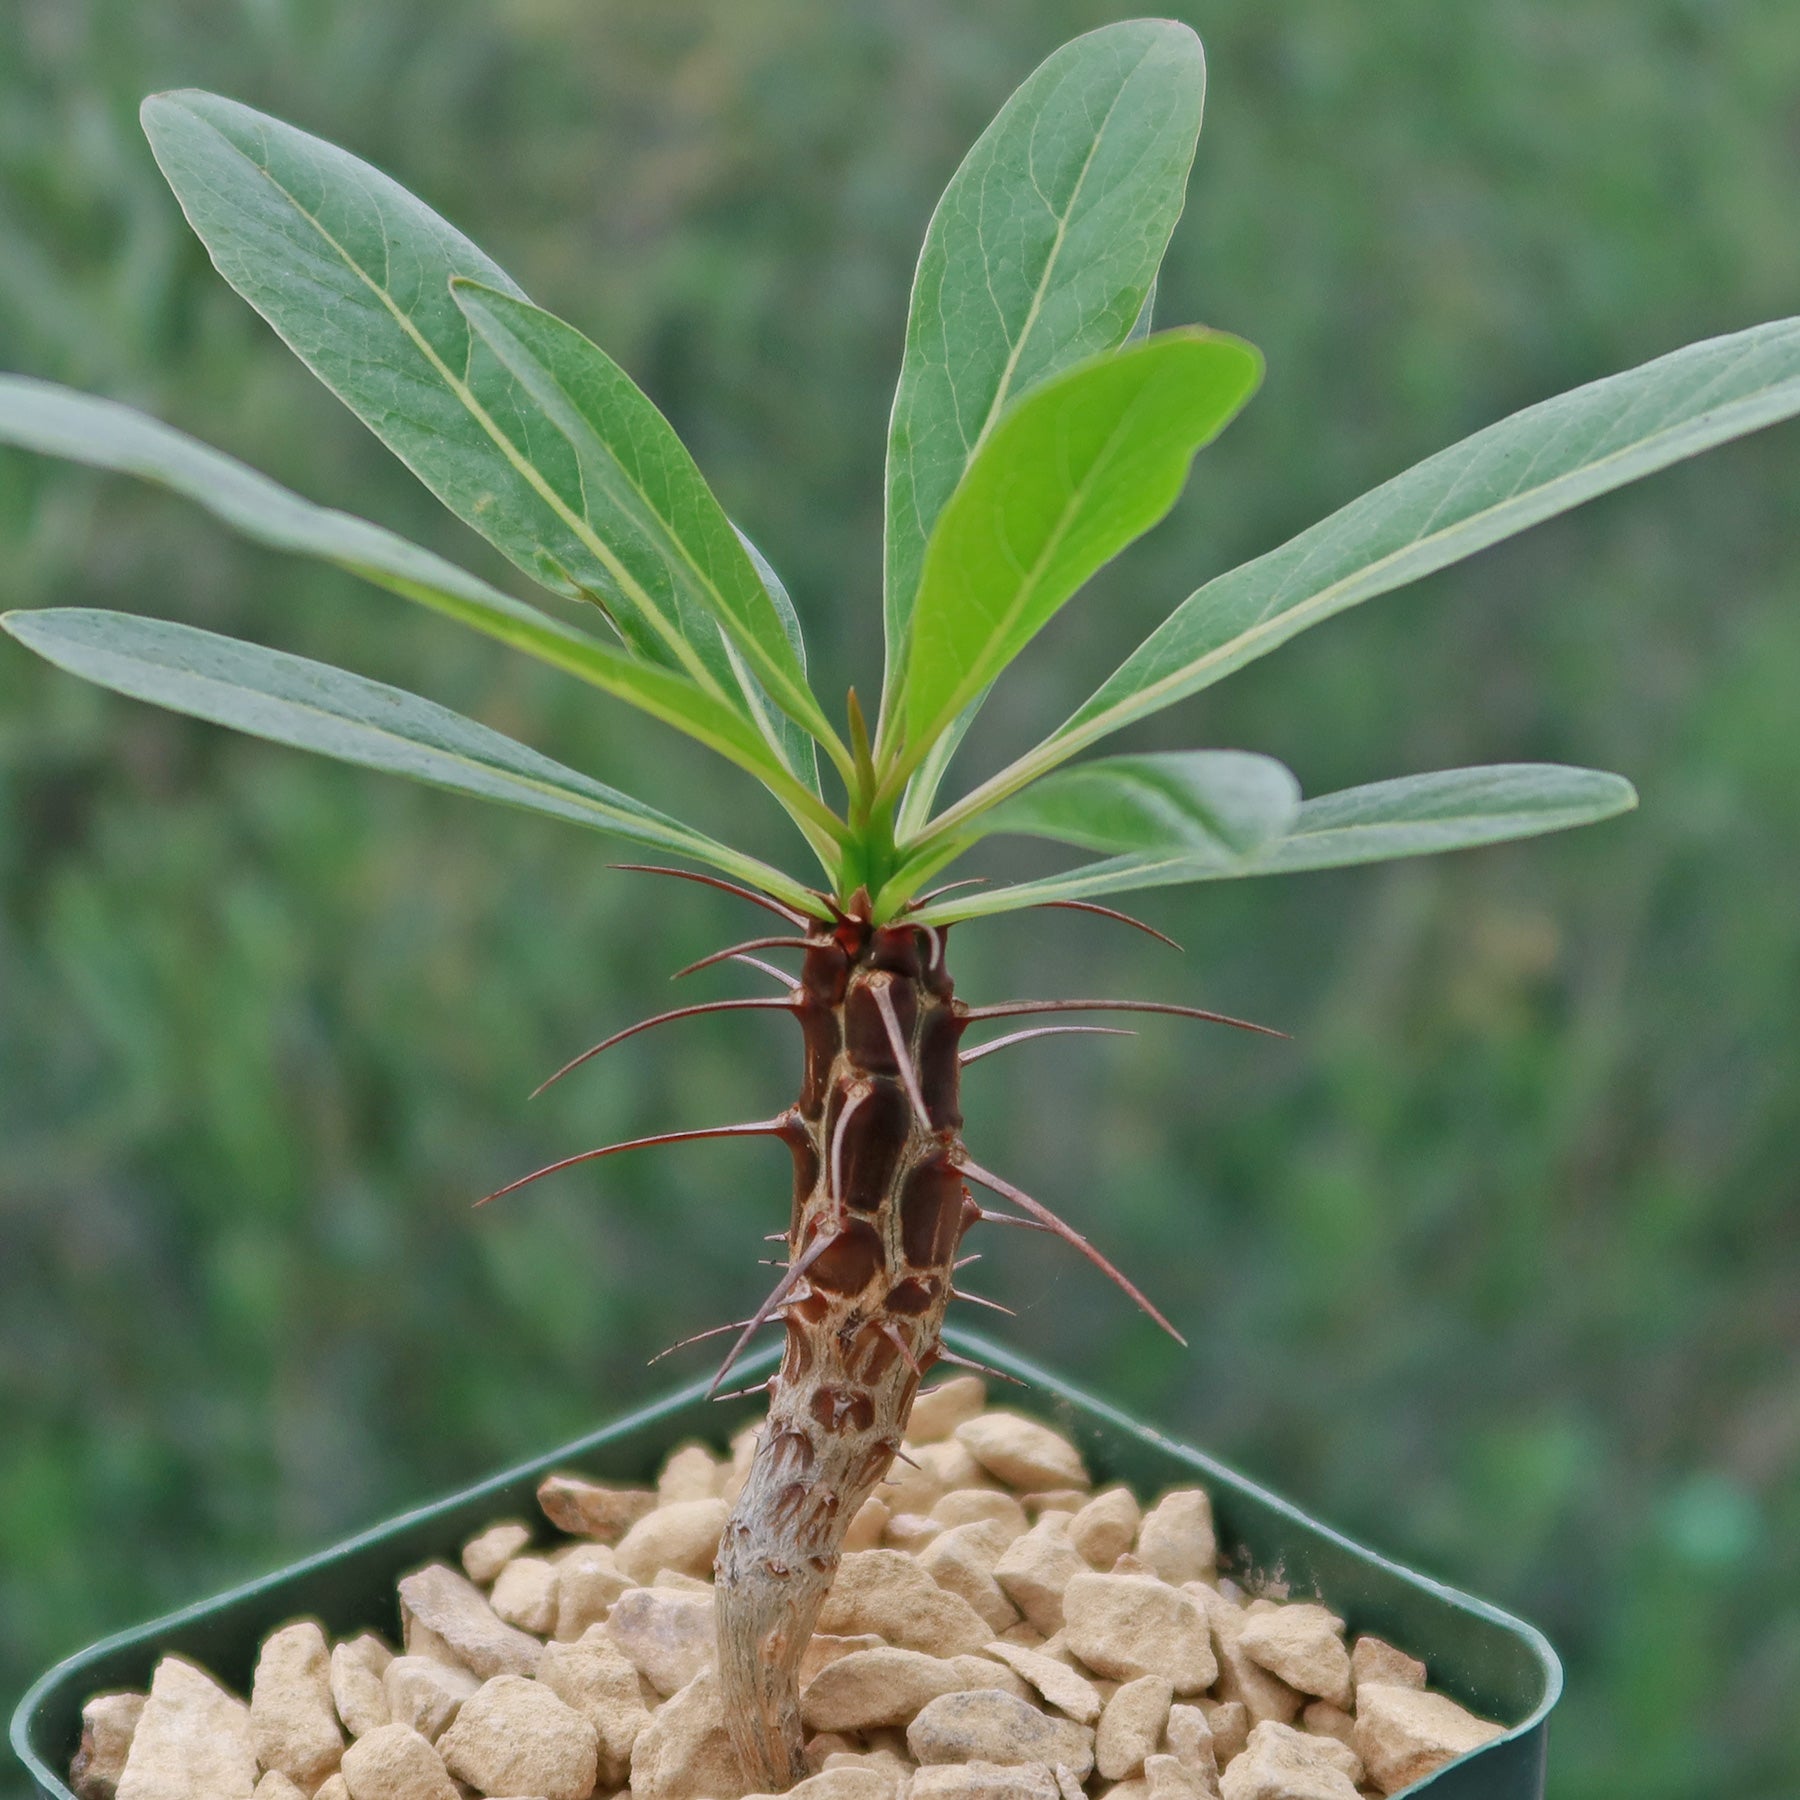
[913, 764, 1636, 922]
[979, 750, 1300, 857]
[883, 20, 1206, 671]
[139, 91, 744, 698]
[3, 610, 823, 911]
[450, 280, 843, 764]
[935, 316, 1800, 835]
[890, 331, 1261, 765]
[0, 376, 840, 836]
[733, 528, 822, 797]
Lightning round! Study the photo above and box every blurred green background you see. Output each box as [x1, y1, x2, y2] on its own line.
[2, 1, 1796, 1794]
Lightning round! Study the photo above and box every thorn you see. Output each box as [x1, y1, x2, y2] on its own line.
[611, 863, 818, 927]
[954, 1252, 982, 1270]
[950, 1287, 1017, 1317]
[872, 979, 933, 1130]
[960, 1024, 1136, 1066]
[648, 1316, 759, 1364]
[531, 997, 796, 1098]
[880, 1319, 923, 1376]
[933, 1346, 1027, 1386]
[910, 877, 989, 908]
[709, 1228, 839, 1397]
[1032, 899, 1183, 950]
[673, 935, 814, 981]
[958, 998, 1286, 1040]
[712, 1378, 775, 1404]
[479, 1117, 794, 1207]
[829, 1084, 868, 1207]
[764, 1232, 788, 1243]
[957, 1154, 1187, 1346]
[728, 953, 801, 990]
[888, 1442, 922, 1471]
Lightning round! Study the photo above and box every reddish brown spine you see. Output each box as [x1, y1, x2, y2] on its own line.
[715, 905, 970, 1788]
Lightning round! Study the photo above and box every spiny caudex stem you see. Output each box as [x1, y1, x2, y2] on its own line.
[493, 870, 1274, 1791]
[712, 900, 968, 1787]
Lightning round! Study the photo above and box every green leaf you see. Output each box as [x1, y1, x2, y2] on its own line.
[935, 316, 1800, 833]
[979, 750, 1300, 857]
[883, 20, 1206, 673]
[0, 376, 841, 837]
[733, 528, 823, 798]
[913, 764, 1636, 922]
[139, 90, 741, 695]
[450, 279, 844, 765]
[888, 331, 1262, 766]
[2, 609, 822, 912]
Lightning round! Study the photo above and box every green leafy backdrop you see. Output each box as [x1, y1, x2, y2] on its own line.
[1, 4, 1796, 1796]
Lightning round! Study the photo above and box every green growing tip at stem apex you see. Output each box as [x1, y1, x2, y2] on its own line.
[4, 17, 1798, 1792]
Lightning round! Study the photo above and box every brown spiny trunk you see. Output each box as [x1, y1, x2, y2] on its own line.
[715, 904, 971, 1788]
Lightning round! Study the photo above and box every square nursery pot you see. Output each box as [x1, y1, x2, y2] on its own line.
[11, 1330, 1561, 1799]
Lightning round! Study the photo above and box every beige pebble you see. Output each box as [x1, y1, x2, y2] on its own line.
[907, 1690, 1095, 1780]
[1068, 1488, 1140, 1570]
[1163, 1705, 1218, 1786]
[805, 1734, 861, 1772]
[932, 1491, 1028, 1534]
[908, 1762, 1062, 1800]
[117, 1655, 257, 1800]
[629, 1668, 751, 1800]
[313, 1780, 349, 1800]
[1023, 1491, 1088, 1520]
[816, 1550, 993, 1658]
[1237, 1605, 1351, 1708]
[338, 1723, 459, 1800]
[1349, 1636, 1426, 1695]
[460, 1522, 531, 1586]
[251, 1774, 305, 1800]
[1095, 1675, 1173, 1781]
[1201, 1702, 1248, 1767]
[535, 1473, 658, 1543]
[1300, 1700, 1356, 1751]
[922, 1527, 1023, 1634]
[721, 1424, 761, 1507]
[487, 1555, 559, 1635]
[886, 1512, 944, 1553]
[1217, 1723, 1357, 1800]
[1062, 1575, 1217, 1694]
[436, 1674, 597, 1800]
[801, 1646, 969, 1733]
[1145, 1751, 1216, 1800]
[614, 1497, 728, 1585]
[994, 1517, 1088, 1636]
[251, 1621, 344, 1792]
[538, 1631, 650, 1787]
[1190, 1589, 1301, 1726]
[381, 1657, 478, 1743]
[396, 1566, 541, 1680]
[605, 1583, 715, 1696]
[551, 1542, 633, 1641]
[800, 1634, 888, 1685]
[981, 1643, 1102, 1725]
[1135, 1493, 1216, 1587]
[950, 1655, 1036, 1705]
[1352, 1685, 1504, 1795]
[845, 1497, 891, 1550]
[330, 1635, 393, 1739]
[71, 1691, 144, 1800]
[908, 1379, 990, 1445]
[658, 1442, 724, 1504]
[747, 1767, 902, 1800]
[956, 1415, 1089, 1494]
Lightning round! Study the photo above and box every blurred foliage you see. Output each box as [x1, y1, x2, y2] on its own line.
[2, 2, 1797, 1795]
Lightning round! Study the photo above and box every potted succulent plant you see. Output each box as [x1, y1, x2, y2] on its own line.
[5, 19, 1798, 1800]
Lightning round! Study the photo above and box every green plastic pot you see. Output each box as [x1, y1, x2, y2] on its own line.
[10, 1330, 1560, 1798]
